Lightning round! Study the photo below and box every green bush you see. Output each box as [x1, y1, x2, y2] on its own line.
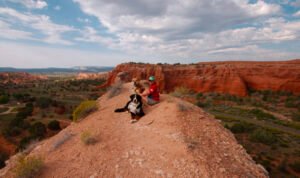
[250, 129, 277, 145]
[196, 92, 203, 100]
[14, 155, 44, 178]
[229, 122, 255, 133]
[0, 94, 9, 104]
[290, 161, 300, 172]
[250, 109, 276, 120]
[47, 120, 61, 131]
[72, 100, 97, 122]
[0, 152, 8, 168]
[29, 122, 47, 138]
[36, 97, 52, 109]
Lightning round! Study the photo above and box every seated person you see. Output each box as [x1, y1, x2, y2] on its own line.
[140, 76, 160, 105]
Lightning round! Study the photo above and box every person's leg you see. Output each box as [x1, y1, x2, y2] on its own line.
[147, 97, 159, 105]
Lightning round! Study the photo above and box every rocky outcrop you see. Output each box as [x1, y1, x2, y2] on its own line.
[101, 60, 300, 96]
[76, 72, 108, 80]
[0, 72, 47, 84]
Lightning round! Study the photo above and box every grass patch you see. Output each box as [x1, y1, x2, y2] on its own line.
[13, 155, 44, 178]
[72, 100, 97, 122]
[80, 131, 97, 145]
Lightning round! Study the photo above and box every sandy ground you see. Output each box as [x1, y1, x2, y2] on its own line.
[1, 83, 268, 178]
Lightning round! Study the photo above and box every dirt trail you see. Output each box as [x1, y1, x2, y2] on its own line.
[1, 83, 268, 178]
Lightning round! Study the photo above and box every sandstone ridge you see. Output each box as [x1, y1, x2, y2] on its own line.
[1, 83, 267, 177]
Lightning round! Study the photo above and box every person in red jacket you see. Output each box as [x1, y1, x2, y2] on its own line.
[141, 76, 160, 105]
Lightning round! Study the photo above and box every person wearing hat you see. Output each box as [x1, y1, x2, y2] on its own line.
[140, 76, 160, 105]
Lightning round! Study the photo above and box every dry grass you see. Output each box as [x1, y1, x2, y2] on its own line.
[108, 82, 123, 98]
[177, 102, 192, 112]
[13, 155, 44, 178]
[72, 100, 97, 122]
[80, 131, 97, 145]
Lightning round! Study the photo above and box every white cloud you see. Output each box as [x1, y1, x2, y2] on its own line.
[291, 0, 300, 7]
[73, 0, 290, 59]
[54, 6, 61, 11]
[0, 7, 75, 45]
[77, 17, 90, 23]
[294, 10, 300, 17]
[6, 0, 47, 9]
[75, 26, 116, 46]
[0, 19, 33, 40]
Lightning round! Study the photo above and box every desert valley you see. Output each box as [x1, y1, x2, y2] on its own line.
[0, 60, 299, 177]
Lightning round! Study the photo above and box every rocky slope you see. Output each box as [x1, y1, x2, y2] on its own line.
[1, 83, 267, 178]
[101, 60, 300, 96]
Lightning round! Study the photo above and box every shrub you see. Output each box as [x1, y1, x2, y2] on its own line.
[196, 101, 207, 108]
[250, 129, 277, 145]
[47, 120, 61, 131]
[177, 102, 192, 112]
[0, 152, 8, 168]
[14, 155, 44, 178]
[229, 122, 255, 133]
[250, 109, 276, 120]
[290, 161, 300, 172]
[196, 92, 203, 100]
[80, 131, 97, 145]
[72, 100, 97, 122]
[29, 122, 47, 138]
[36, 97, 52, 109]
[0, 94, 9, 104]
[108, 82, 123, 98]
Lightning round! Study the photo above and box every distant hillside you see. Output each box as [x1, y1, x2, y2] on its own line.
[0, 66, 114, 73]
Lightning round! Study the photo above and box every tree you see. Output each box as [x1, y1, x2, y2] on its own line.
[29, 122, 46, 138]
[47, 120, 61, 131]
[36, 97, 52, 109]
[0, 95, 9, 104]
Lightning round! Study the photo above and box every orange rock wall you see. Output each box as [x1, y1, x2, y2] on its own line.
[101, 60, 300, 96]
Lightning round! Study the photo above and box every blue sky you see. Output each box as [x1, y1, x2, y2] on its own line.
[0, 0, 300, 68]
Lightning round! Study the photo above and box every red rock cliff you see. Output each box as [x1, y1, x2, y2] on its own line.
[101, 60, 300, 96]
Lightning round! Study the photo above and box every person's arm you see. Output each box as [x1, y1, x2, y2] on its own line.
[140, 88, 150, 97]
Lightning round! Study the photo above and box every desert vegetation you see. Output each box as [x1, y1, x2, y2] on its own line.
[171, 86, 300, 177]
[0, 75, 106, 168]
[13, 155, 44, 178]
[72, 100, 97, 122]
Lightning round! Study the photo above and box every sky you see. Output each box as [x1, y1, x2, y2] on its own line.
[0, 0, 300, 68]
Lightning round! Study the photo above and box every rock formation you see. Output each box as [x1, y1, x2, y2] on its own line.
[0, 83, 268, 177]
[76, 72, 108, 80]
[101, 60, 300, 96]
[0, 72, 47, 84]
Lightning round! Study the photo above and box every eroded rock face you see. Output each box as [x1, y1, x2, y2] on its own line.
[101, 60, 300, 96]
